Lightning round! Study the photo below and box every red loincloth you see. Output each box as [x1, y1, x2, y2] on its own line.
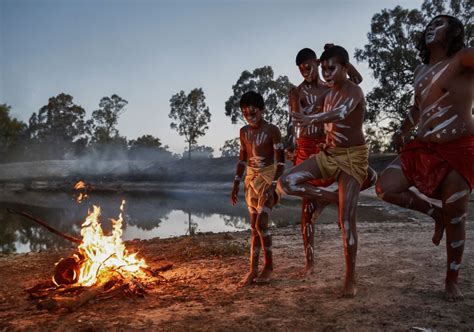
[400, 135, 474, 198]
[294, 137, 334, 187]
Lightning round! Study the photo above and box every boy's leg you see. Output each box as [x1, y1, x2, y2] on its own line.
[301, 198, 316, 276]
[440, 170, 469, 301]
[338, 172, 361, 298]
[376, 156, 444, 244]
[361, 166, 377, 191]
[254, 196, 276, 283]
[241, 211, 260, 286]
[278, 158, 339, 203]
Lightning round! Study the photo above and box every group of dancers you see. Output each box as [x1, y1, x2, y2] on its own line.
[230, 15, 473, 301]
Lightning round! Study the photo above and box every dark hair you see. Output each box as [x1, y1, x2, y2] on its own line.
[417, 15, 465, 64]
[295, 48, 317, 66]
[320, 44, 349, 65]
[240, 91, 264, 110]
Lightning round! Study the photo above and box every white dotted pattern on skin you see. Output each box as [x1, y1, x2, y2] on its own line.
[420, 105, 453, 131]
[451, 240, 465, 249]
[420, 62, 450, 103]
[414, 61, 445, 87]
[450, 261, 461, 271]
[423, 115, 458, 138]
[451, 213, 467, 225]
[445, 189, 470, 204]
[421, 92, 450, 117]
[287, 171, 313, 193]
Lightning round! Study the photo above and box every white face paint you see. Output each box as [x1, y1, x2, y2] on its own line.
[322, 59, 341, 87]
[425, 20, 447, 44]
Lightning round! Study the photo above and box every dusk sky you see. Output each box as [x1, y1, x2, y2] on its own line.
[1, 0, 423, 155]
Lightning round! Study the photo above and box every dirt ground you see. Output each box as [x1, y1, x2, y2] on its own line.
[1, 212, 473, 331]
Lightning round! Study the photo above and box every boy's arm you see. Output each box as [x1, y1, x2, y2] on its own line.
[286, 88, 299, 159]
[347, 63, 363, 85]
[294, 87, 362, 126]
[231, 130, 247, 205]
[393, 104, 420, 152]
[459, 47, 474, 70]
[264, 126, 285, 203]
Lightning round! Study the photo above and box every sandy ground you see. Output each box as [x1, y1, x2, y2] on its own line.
[0, 209, 473, 331]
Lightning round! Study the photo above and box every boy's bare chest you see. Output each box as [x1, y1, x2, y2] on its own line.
[415, 60, 459, 107]
[243, 128, 273, 154]
[298, 85, 326, 111]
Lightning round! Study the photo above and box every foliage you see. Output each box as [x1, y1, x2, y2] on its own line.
[225, 66, 294, 133]
[355, 0, 473, 135]
[219, 137, 240, 157]
[0, 104, 27, 162]
[183, 145, 214, 159]
[89, 94, 128, 144]
[27, 93, 88, 159]
[128, 134, 173, 160]
[169, 88, 211, 159]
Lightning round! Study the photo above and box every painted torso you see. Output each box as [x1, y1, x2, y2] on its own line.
[415, 52, 474, 143]
[323, 82, 366, 148]
[290, 81, 328, 140]
[241, 122, 280, 168]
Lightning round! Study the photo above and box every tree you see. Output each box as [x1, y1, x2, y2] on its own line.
[183, 145, 214, 159]
[128, 134, 173, 160]
[89, 94, 128, 144]
[225, 66, 295, 133]
[0, 104, 27, 162]
[28, 93, 88, 159]
[355, 0, 473, 136]
[219, 137, 240, 157]
[169, 88, 211, 159]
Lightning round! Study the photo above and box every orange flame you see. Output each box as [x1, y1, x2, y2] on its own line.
[74, 181, 89, 203]
[74, 200, 148, 286]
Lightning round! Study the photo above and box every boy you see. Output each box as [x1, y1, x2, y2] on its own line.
[287, 47, 376, 276]
[231, 91, 285, 286]
[376, 15, 473, 301]
[279, 45, 369, 297]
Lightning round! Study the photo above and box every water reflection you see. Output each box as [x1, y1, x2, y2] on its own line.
[0, 191, 256, 254]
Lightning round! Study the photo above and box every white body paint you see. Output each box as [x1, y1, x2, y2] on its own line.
[445, 189, 470, 204]
[286, 171, 314, 193]
[450, 213, 466, 225]
[450, 240, 464, 249]
[450, 261, 461, 271]
[423, 115, 458, 138]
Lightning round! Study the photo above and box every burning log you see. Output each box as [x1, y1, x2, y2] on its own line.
[22, 199, 168, 311]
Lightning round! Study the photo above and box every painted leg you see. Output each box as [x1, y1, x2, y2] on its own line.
[278, 157, 339, 203]
[361, 166, 377, 191]
[376, 156, 443, 244]
[240, 212, 260, 287]
[255, 205, 273, 284]
[338, 172, 361, 298]
[441, 171, 469, 301]
[300, 199, 317, 277]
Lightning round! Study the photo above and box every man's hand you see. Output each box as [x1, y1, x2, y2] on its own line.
[292, 112, 316, 126]
[231, 186, 239, 206]
[393, 130, 407, 153]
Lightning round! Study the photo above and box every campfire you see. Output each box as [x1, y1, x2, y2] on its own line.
[53, 200, 149, 287]
[9, 182, 172, 311]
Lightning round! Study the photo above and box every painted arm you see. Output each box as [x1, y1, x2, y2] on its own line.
[347, 63, 363, 85]
[459, 47, 474, 70]
[230, 130, 247, 205]
[292, 90, 361, 126]
[286, 87, 299, 152]
[393, 105, 420, 152]
[264, 127, 285, 204]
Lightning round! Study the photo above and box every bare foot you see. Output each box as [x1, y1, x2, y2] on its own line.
[445, 280, 464, 301]
[239, 271, 257, 287]
[300, 263, 315, 278]
[432, 208, 444, 246]
[255, 267, 272, 284]
[341, 279, 357, 298]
